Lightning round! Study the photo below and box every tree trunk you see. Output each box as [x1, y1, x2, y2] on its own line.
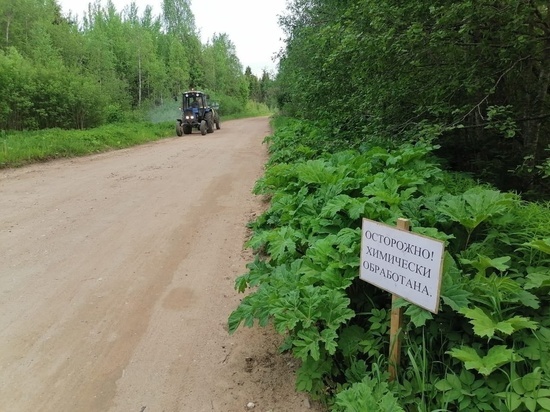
[523, 9, 550, 166]
[138, 52, 142, 107]
[5, 17, 10, 46]
[524, 59, 549, 164]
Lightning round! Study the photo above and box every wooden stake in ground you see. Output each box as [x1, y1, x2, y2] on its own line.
[388, 218, 410, 382]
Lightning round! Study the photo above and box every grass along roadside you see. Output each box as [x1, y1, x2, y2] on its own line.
[0, 121, 175, 168]
[0, 104, 275, 169]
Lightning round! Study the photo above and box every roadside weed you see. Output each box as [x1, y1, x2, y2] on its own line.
[228, 118, 550, 410]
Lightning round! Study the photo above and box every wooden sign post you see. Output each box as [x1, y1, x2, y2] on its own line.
[389, 218, 410, 382]
[360, 217, 444, 383]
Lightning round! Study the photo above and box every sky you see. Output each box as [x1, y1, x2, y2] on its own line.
[57, 0, 288, 77]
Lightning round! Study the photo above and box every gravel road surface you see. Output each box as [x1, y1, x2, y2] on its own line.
[0, 117, 322, 412]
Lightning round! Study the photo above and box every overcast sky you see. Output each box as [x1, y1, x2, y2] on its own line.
[57, 0, 288, 77]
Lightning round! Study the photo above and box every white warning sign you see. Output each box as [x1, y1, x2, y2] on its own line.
[360, 218, 445, 313]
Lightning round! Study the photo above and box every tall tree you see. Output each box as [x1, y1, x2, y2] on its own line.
[277, 0, 550, 195]
[162, 0, 195, 35]
[245, 67, 261, 102]
[0, 0, 250, 129]
[162, 0, 202, 87]
[203, 33, 245, 96]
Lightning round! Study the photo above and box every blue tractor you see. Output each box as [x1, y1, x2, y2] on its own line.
[176, 90, 220, 136]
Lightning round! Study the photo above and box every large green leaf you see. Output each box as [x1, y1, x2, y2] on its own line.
[272, 290, 301, 333]
[338, 325, 370, 358]
[448, 345, 521, 376]
[295, 356, 332, 393]
[320, 328, 339, 355]
[524, 238, 550, 255]
[320, 194, 353, 218]
[460, 255, 511, 276]
[524, 268, 550, 289]
[320, 289, 355, 328]
[297, 286, 324, 328]
[293, 328, 322, 361]
[267, 226, 300, 262]
[439, 188, 517, 231]
[537, 398, 550, 411]
[441, 283, 472, 311]
[404, 303, 433, 327]
[296, 159, 342, 184]
[461, 307, 538, 339]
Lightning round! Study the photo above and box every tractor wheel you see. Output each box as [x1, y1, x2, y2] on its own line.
[200, 120, 207, 135]
[205, 112, 214, 133]
[176, 121, 183, 136]
[183, 124, 192, 135]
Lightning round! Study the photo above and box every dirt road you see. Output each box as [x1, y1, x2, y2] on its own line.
[0, 117, 323, 412]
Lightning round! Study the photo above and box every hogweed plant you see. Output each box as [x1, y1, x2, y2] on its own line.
[228, 118, 550, 411]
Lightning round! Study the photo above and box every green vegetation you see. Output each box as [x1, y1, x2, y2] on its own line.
[229, 117, 550, 411]
[0, 121, 174, 167]
[275, 0, 550, 199]
[0, 0, 276, 132]
[0, 100, 273, 168]
[0, 0, 277, 168]
[230, 10, 550, 407]
[3, 1, 550, 410]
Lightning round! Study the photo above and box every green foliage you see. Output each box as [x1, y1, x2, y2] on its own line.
[332, 376, 404, 412]
[435, 369, 495, 411]
[460, 307, 538, 341]
[277, 0, 550, 198]
[229, 118, 550, 410]
[496, 367, 550, 412]
[0, 0, 253, 132]
[0, 121, 174, 167]
[524, 238, 550, 256]
[448, 345, 521, 377]
[202, 34, 248, 103]
[439, 188, 519, 248]
[245, 67, 277, 107]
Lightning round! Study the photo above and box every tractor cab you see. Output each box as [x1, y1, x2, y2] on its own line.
[176, 90, 221, 136]
[183, 91, 206, 114]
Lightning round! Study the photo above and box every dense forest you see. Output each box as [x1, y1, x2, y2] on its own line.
[275, 0, 550, 199]
[0, 0, 273, 131]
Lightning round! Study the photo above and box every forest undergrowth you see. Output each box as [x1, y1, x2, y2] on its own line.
[229, 116, 550, 412]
